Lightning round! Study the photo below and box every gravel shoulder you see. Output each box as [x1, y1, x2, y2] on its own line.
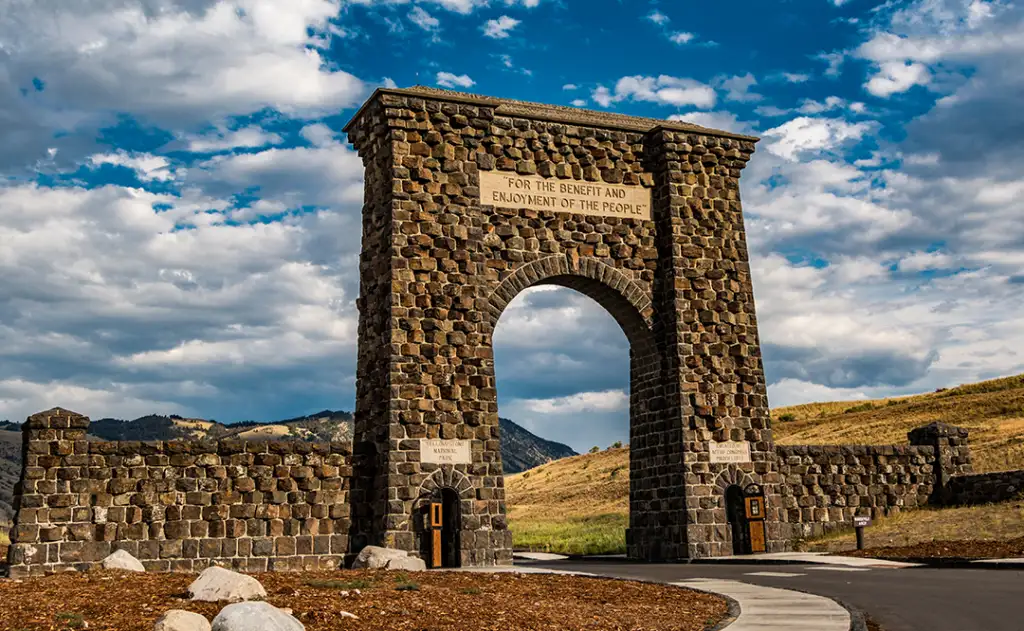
[842, 536, 1024, 560]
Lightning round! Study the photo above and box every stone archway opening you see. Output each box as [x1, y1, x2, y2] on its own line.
[493, 283, 633, 555]
[486, 258, 664, 560]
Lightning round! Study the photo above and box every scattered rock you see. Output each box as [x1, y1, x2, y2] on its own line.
[385, 555, 426, 571]
[211, 602, 304, 631]
[351, 545, 425, 571]
[153, 610, 211, 631]
[351, 545, 407, 569]
[187, 567, 267, 603]
[102, 550, 146, 573]
[339, 611, 359, 620]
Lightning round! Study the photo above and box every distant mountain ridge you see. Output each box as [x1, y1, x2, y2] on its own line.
[499, 417, 577, 473]
[86, 410, 355, 443]
[0, 410, 576, 525]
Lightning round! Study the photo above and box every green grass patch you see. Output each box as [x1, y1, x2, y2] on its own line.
[843, 402, 876, 414]
[56, 612, 85, 629]
[460, 587, 483, 595]
[395, 582, 420, 591]
[305, 578, 373, 590]
[510, 513, 627, 556]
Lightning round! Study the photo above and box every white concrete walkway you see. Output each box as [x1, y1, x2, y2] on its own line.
[676, 578, 850, 630]
[512, 551, 569, 561]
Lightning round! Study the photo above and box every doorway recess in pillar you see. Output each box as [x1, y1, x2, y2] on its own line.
[725, 485, 750, 555]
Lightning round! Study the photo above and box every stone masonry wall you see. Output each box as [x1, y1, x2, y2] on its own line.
[5, 408, 352, 578]
[946, 470, 1024, 506]
[776, 444, 936, 540]
[777, 422, 975, 540]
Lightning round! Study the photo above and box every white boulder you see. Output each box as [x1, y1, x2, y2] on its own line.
[211, 602, 304, 631]
[102, 549, 146, 572]
[187, 567, 267, 603]
[385, 555, 427, 571]
[154, 610, 211, 631]
[351, 545, 426, 571]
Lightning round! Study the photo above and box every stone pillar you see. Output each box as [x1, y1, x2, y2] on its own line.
[908, 422, 972, 505]
[6, 407, 91, 577]
[643, 128, 784, 558]
[345, 90, 513, 566]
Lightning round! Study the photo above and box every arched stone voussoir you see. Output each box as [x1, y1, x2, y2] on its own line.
[484, 254, 655, 344]
[415, 467, 475, 501]
[713, 467, 755, 494]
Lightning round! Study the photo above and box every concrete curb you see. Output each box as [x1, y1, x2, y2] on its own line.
[706, 593, 742, 631]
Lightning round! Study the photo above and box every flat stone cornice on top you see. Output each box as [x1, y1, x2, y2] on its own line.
[342, 86, 760, 142]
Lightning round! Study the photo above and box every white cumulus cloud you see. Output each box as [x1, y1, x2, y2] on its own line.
[436, 71, 476, 88]
[593, 75, 717, 109]
[762, 117, 873, 160]
[483, 15, 520, 38]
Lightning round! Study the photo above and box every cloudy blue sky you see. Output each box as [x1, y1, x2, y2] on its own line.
[1, 0, 1022, 452]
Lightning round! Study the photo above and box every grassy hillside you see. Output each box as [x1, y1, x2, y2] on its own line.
[507, 372, 1024, 554]
[507, 448, 629, 555]
[0, 431, 19, 520]
[771, 372, 1024, 473]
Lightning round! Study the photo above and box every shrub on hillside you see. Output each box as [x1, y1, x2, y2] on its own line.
[843, 403, 876, 414]
[777, 413, 797, 423]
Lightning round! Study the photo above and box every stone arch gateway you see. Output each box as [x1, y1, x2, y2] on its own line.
[343, 86, 784, 567]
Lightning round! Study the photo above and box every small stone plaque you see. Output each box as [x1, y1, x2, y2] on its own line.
[708, 441, 752, 464]
[420, 439, 472, 465]
[479, 171, 652, 220]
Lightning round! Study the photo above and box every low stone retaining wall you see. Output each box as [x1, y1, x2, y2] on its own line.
[776, 444, 936, 539]
[777, 422, 975, 540]
[946, 469, 1024, 506]
[4, 408, 353, 578]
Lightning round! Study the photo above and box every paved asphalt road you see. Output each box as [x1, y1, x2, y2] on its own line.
[523, 559, 1024, 631]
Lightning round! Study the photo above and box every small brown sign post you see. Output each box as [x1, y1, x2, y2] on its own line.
[853, 515, 871, 551]
[745, 496, 767, 553]
[430, 502, 443, 568]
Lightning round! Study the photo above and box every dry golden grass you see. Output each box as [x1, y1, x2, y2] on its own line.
[772, 372, 1024, 473]
[506, 372, 1024, 553]
[507, 447, 629, 522]
[507, 448, 630, 554]
[233, 425, 292, 440]
[799, 499, 1024, 553]
[0, 529, 9, 546]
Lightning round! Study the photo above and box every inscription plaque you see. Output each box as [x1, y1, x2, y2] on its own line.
[479, 171, 652, 220]
[709, 441, 752, 464]
[420, 439, 472, 465]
